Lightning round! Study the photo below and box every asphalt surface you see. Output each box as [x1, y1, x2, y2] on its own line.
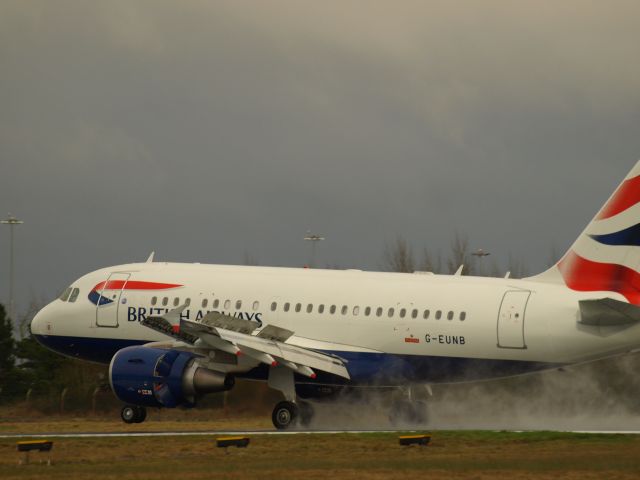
[2, 430, 640, 439]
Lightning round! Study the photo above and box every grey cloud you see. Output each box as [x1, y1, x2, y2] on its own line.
[1, 0, 640, 311]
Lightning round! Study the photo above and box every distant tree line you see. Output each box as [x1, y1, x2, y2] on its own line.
[0, 301, 110, 409]
[381, 232, 533, 278]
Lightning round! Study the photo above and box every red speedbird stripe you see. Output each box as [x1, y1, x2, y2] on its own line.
[598, 175, 640, 220]
[558, 251, 640, 304]
[92, 280, 182, 291]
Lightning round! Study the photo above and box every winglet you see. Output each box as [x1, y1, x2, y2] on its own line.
[146, 251, 155, 263]
[454, 265, 464, 276]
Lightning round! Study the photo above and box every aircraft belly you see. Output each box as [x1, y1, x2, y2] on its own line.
[239, 351, 559, 385]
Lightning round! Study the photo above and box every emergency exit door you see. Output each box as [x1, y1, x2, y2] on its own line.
[95, 272, 130, 327]
[497, 290, 530, 349]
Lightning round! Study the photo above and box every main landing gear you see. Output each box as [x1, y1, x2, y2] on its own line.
[121, 405, 147, 424]
[388, 385, 431, 427]
[271, 400, 315, 430]
[388, 399, 428, 426]
[268, 365, 316, 430]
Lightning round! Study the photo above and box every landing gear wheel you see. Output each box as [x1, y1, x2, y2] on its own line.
[134, 405, 147, 423]
[121, 405, 147, 424]
[298, 401, 315, 427]
[272, 401, 299, 430]
[121, 405, 137, 424]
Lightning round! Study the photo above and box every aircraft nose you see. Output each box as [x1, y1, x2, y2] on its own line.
[31, 305, 51, 335]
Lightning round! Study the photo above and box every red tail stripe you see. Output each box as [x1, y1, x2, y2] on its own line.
[93, 280, 182, 291]
[558, 251, 640, 304]
[598, 175, 640, 220]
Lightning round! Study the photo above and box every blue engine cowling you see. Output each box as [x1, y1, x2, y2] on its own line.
[109, 346, 234, 408]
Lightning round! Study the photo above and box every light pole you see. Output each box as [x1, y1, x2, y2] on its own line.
[1, 214, 23, 321]
[304, 230, 324, 268]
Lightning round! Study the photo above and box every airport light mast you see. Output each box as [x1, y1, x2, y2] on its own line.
[304, 230, 324, 268]
[1, 213, 23, 322]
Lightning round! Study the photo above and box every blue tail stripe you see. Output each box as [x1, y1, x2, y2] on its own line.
[590, 222, 640, 247]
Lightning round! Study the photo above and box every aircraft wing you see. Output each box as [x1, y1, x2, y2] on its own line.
[141, 311, 350, 380]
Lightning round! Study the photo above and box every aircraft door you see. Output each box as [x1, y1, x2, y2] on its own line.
[497, 290, 530, 349]
[95, 273, 131, 328]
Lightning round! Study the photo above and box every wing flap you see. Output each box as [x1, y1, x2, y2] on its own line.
[176, 318, 350, 379]
[142, 315, 198, 344]
[257, 324, 294, 342]
[217, 329, 349, 379]
[200, 311, 258, 335]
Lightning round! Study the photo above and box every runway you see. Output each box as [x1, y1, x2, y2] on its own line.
[2, 430, 640, 439]
[0, 430, 400, 439]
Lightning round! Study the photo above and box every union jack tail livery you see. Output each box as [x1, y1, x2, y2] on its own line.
[533, 160, 640, 305]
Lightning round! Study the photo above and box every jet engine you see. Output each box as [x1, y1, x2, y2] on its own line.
[109, 346, 234, 408]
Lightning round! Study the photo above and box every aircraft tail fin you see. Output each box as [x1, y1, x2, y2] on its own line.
[529, 160, 640, 305]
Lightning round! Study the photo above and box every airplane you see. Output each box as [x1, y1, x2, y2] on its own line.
[30, 160, 640, 429]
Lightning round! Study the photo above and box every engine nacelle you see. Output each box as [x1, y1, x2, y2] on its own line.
[109, 346, 234, 408]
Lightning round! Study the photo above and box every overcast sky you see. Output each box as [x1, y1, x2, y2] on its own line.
[1, 1, 640, 317]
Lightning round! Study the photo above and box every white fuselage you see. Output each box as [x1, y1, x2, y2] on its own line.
[31, 262, 640, 386]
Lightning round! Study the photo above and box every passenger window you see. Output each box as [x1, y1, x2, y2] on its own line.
[202, 298, 208, 308]
[435, 310, 442, 320]
[59, 287, 72, 302]
[376, 307, 383, 317]
[213, 299, 220, 308]
[162, 297, 168, 306]
[399, 308, 406, 318]
[173, 297, 180, 307]
[224, 300, 231, 309]
[284, 302, 290, 312]
[69, 288, 80, 303]
[365, 306, 371, 316]
[447, 311, 454, 320]
[151, 296, 157, 306]
[330, 305, 336, 314]
[271, 302, 277, 311]
[318, 304, 325, 314]
[253, 301, 259, 311]
[411, 309, 418, 319]
[185, 298, 191, 306]
[306, 304, 313, 313]
[423, 310, 430, 319]
[341, 305, 348, 315]
[353, 306, 360, 315]
[388, 308, 395, 318]
[460, 311, 466, 321]
[236, 300, 242, 310]
[295, 303, 302, 312]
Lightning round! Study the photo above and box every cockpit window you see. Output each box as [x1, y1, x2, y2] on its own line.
[68, 288, 80, 303]
[59, 287, 72, 302]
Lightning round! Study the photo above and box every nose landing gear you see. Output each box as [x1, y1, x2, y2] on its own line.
[121, 405, 147, 424]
